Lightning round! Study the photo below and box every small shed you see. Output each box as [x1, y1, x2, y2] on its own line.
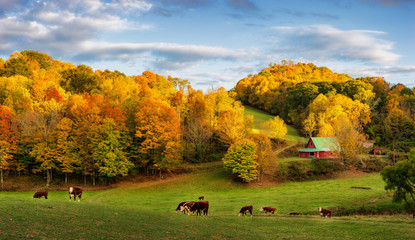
[299, 137, 337, 158]
[373, 148, 385, 155]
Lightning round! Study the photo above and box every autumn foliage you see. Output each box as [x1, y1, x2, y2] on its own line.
[0, 51, 413, 186]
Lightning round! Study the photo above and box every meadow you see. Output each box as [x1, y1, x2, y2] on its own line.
[1, 168, 414, 239]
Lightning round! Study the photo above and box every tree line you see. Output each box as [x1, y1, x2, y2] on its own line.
[1, 51, 287, 187]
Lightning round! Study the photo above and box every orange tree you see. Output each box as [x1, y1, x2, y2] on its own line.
[135, 98, 181, 176]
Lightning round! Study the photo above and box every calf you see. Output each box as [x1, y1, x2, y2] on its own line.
[33, 190, 48, 199]
[68, 187, 82, 202]
[198, 196, 204, 200]
[318, 207, 332, 218]
[289, 212, 302, 215]
[239, 205, 253, 216]
[188, 201, 209, 216]
[260, 207, 276, 214]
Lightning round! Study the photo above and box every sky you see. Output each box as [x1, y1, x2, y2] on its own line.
[0, 0, 414, 91]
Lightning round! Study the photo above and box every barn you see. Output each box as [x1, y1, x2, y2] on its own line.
[298, 137, 337, 158]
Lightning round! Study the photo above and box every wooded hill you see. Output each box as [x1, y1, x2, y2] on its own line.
[234, 61, 415, 153]
[0, 51, 414, 187]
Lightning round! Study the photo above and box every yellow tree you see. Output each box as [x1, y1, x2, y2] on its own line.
[333, 115, 366, 168]
[260, 115, 288, 141]
[135, 98, 181, 176]
[0, 105, 18, 190]
[216, 109, 247, 146]
[247, 133, 276, 182]
[54, 117, 79, 183]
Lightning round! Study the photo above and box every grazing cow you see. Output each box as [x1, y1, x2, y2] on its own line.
[318, 207, 332, 218]
[239, 205, 253, 216]
[188, 201, 209, 216]
[176, 201, 193, 214]
[198, 196, 204, 200]
[260, 207, 276, 214]
[289, 212, 302, 215]
[33, 190, 48, 199]
[68, 187, 82, 202]
[180, 201, 195, 214]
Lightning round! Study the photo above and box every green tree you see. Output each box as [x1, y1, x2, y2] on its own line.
[222, 139, 258, 182]
[381, 149, 415, 210]
[90, 118, 133, 182]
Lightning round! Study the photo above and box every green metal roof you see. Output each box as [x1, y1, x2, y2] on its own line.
[299, 137, 336, 152]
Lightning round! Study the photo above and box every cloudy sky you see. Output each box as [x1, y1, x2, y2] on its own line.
[1, 0, 414, 90]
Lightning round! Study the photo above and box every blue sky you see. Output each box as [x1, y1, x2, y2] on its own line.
[1, 0, 414, 90]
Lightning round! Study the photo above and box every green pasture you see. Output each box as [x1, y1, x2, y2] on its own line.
[244, 105, 307, 144]
[1, 169, 414, 239]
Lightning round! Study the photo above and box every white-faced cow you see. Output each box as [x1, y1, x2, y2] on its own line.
[180, 201, 195, 214]
[176, 201, 193, 214]
[260, 206, 276, 214]
[188, 201, 209, 216]
[33, 190, 48, 199]
[318, 207, 332, 218]
[68, 187, 82, 202]
[239, 205, 253, 216]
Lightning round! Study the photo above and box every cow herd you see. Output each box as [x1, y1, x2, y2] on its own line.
[32, 187, 83, 202]
[176, 196, 332, 218]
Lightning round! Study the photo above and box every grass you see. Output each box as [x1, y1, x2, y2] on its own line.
[244, 105, 307, 144]
[1, 169, 414, 239]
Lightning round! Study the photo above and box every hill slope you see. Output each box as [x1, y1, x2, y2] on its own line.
[1, 169, 412, 239]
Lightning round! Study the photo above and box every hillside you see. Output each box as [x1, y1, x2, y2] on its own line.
[1, 168, 413, 239]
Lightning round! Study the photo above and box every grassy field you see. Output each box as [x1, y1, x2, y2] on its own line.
[1, 169, 414, 239]
[244, 105, 307, 144]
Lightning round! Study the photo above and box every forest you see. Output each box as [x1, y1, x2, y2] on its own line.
[0, 51, 414, 187]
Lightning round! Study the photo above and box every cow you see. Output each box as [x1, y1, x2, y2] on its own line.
[289, 212, 302, 216]
[318, 207, 332, 218]
[188, 201, 209, 216]
[239, 205, 253, 216]
[198, 196, 204, 200]
[176, 201, 193, 214]
[33, 190, 48, 199]
[260, 206, 276, 214]
[180, 201, 195, 214]
[68, 187, 82, 202]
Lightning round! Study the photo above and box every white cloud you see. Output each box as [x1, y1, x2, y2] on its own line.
[272, 25, 400, 64]
[75, 41, 255, 64]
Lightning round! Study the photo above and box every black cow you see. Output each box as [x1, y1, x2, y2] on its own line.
[188, 201, 209, 216]
[33, 190, 48, 199]
[239, 205, 253, 216]
[68, 187, 82, 202]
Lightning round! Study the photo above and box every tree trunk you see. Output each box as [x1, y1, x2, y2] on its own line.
[1, 169, 3, 190]
[92, 170, 96, 186]
[46, 169, 51, 187]
[84, 166, 87, 185]
[65, 173, 68, 184]
[159, 169, 162, 178]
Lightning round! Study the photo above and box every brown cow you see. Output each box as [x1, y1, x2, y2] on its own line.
[188, 201, 209, 216]
[177, 201, 193, 214]
[260, 206, 276, 214]
[33, 190, 48, 199]
[318, 207, 332, 218]
[198, 196, 204, 200]
[239, 205, 253, 216]
[68, 187, 82, 202]
[289, 212, 302, 215]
